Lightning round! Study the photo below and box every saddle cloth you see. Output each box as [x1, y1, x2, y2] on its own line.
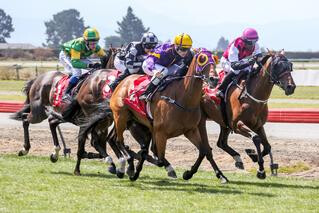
[123, 75, 151, 118]
[52, 75, 70, 107]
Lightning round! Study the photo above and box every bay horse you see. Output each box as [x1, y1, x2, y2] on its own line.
[199, 50, 296, 179]
[110, 49, 228, 183]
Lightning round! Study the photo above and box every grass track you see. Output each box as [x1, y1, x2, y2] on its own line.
[0, 155, 318, 212]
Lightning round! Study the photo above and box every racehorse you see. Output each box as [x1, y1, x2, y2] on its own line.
[10, 48, 116, 164]
[109, 49, 228, 182]
[199, 50, 296, 179]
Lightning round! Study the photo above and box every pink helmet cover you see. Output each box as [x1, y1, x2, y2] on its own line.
[242, 28, 259, 41]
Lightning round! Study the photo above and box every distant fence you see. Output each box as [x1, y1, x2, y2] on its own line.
[1, 101, 318, 123]
[1, 58, 319, 82]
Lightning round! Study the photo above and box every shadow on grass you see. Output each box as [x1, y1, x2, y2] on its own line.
[50, 170, 277, 197]
[230, 180, 319, 190]
[50, 171, 118, 179]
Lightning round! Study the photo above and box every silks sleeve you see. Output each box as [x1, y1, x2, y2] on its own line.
[70, 49, 88, 69]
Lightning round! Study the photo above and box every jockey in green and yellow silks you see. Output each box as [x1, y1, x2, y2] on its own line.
[59, 27, 107, 99]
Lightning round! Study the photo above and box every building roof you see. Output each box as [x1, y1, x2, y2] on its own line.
[0, 43, 38, 50]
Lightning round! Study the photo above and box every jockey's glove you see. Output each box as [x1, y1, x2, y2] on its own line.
[88, 63, 101, 69]
[248, 57, 256, 65]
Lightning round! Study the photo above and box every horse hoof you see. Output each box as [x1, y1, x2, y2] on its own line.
[50, 154, 58, 163]
[129, 174, 139, 182]
[183, 170, 193, 180]
[220, 176, 229, 184]
[257, 171, 266, 179]
[18, 150, 25, 156]
[116, 170, 125, 179]
[74, 171, 81, 176]
[108, 165, 116, 175]
[235, 162, 244, 170]
[168, 170, 177, 178]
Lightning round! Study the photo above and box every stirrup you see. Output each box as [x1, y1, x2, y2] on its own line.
[216, 90, 225, 99]
[139, 93, 150, 101]
[62, 94, 72, 101]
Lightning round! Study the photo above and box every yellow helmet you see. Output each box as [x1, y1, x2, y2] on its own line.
[83, 28, 100, 41]
[174, 33, 193, 48]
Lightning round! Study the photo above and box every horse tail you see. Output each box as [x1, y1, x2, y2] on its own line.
[10, 79, 35, 121]
[79, 100, 113, 140]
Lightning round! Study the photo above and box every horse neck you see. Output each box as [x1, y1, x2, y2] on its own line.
[180, 63, 206, 108]
[247, 59, 274, 101]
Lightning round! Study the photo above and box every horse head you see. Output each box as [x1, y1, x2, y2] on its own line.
[261, 50, 296, 95]
[192, 48, 216, 78]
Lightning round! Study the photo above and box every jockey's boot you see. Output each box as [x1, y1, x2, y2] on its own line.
[109, 70, 130, 91]
[62, 81, 76, 101]
[216, 71, 236, 99]
[139, 83, 156, 102]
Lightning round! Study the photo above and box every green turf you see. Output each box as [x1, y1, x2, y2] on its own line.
[0, 80, 26, 92]
[0, 154, 318, 212]
[268, 102, 319, 108]
[270, 86, 319, 99]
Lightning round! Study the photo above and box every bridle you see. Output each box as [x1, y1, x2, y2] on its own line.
[239, 54, 293, 104]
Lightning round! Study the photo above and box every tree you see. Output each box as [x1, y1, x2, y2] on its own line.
[0, 9, 14, 43]
[115, 6, 149, 44]
[104, 36, 123, 48]
[44, 9, 86, 49]
[216, 36, 229, 51]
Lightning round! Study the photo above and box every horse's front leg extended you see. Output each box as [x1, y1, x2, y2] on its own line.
[236, 120, 266, 179]
[187, 124, 228, 183]
[257, 127, 278, 176]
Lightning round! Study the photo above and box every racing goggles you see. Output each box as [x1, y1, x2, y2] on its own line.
[176, 46, 190, 52]
[244, 39, 258, 45]
[144, 43, 157, 49]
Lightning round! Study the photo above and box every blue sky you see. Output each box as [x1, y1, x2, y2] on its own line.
[2, 0, 319, 51]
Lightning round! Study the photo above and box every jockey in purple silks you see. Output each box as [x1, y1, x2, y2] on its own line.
[216, 28, 262, 98]
[140, 33, 194, 101]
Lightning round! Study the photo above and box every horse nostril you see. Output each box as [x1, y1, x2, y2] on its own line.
[286, 85, 295, 94]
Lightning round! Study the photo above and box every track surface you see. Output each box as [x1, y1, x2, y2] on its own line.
[0, 113, 318, 179]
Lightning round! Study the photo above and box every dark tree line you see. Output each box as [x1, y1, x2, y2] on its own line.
[0, 8, 14, 43]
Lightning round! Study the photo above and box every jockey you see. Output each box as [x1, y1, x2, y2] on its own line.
[216, 28, 262, 98]
[109, 32, 159, 91]
[139, 33, 194, 101]
[59, 28, 108, 99]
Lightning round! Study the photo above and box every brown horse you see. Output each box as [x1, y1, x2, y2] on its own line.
[199, 51, 296, 179]
[110, 49, 228, 183]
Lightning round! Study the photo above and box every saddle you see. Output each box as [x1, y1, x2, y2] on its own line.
[52, 68, 99, 107]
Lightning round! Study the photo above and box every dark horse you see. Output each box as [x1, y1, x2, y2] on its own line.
[199, 50, 296, 179]
[10, 48, 117, 165]
[109, 49, 228, 183]
[11, 46, 168, 176]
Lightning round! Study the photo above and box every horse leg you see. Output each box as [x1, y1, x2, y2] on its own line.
[113, 111, 131, 179]
[18, 113, 31, 156]
[48, 115, 61, 163]
[236, 121, 266, 179]
[185, 125, 228, 183]
[257, 127, 278, 176]
[90, 126, 117, 174]
[217, 126, 244, 169]
[74, 127, 88, 176]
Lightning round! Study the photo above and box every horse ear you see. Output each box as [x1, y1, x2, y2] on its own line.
[280, 49, 285, 55]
